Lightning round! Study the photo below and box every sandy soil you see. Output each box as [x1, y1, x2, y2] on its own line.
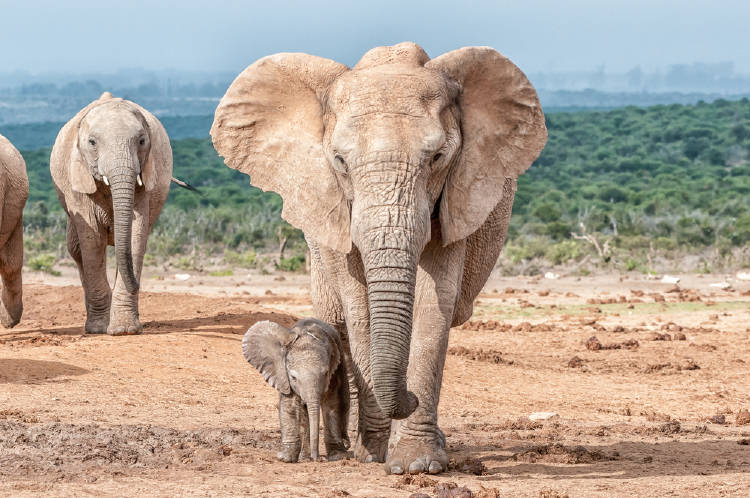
[2, 268, 750, 497]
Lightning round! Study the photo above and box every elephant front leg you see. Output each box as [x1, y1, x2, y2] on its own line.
[0, 220, 24, 328]
[322, 363, 351, 461]
[385, 239, 465, 475]
[277, 394, 302, 462]
[73, 221, 112, 334]
[108, 198, 149, 335]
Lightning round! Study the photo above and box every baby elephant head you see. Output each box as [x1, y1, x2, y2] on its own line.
[243, 318, 342, 459]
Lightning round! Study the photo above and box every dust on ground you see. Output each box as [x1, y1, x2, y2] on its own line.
[2, 269, 750, 496]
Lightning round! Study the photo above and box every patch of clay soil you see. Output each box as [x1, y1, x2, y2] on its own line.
[2, 273, 750, 496]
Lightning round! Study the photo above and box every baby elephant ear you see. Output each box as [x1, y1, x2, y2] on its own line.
[242, 320, 294, 395]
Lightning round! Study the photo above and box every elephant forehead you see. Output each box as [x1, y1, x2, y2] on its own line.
[330, 66, 451, 117]
[85, 104, 144, 135]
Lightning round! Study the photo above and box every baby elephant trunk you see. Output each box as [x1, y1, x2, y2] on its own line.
[306, 401, 320, 460]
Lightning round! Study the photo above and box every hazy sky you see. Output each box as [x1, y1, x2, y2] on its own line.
[1, 0, 748, 75]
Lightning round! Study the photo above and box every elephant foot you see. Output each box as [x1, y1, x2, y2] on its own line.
[0, 305, 20, 329]
[107, 314, 142, 335]
[0, 293, 22, 328]
[85, 315, 109, 334]
[276, 444, 300, 463]
[385, 429, 448, 475]
[327, 449, 349, 461]
[354, 427, 389, 463]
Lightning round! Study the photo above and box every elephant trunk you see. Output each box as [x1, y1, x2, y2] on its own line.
[352, 157, 429, 420]
[362, 236, 421, 420]
[109, 171, 139, 294]
[307, 402, 320, 460]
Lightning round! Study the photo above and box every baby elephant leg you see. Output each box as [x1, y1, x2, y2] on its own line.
[277, 394, 302, 462]
[323, 363, 350, 461]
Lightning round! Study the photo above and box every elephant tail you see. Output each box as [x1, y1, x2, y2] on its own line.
[170, 176, 200, 194]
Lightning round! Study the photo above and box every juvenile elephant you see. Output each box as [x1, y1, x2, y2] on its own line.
[0, 134, 28, 328]
[212, 42, 547, 474]
[243, 318, 350, 462]
[51, 92, 172, 335]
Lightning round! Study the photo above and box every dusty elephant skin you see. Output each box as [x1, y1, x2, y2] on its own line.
[50, 92, 173, 335]
[212, 42, 546, 474]
[243, 318, 350, 463]
[0, 134, 29, 329]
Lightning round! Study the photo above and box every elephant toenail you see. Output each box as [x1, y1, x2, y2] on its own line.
[428, 461, 442, 474]
[390, 464, 403, 475]
[365, 455, 374, 463]
[409, 461, 425, 474]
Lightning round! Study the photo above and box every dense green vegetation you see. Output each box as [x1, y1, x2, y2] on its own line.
[17, 98, 750, 274]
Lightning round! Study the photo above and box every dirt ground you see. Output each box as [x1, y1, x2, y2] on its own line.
[2, 267, 750, 497]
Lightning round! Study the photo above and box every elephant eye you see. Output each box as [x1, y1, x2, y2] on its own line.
[139, 137, 146, 146]
[432, 152, 443, 163]
[88, 138, 96, 147]
[334, 154, 347, 171]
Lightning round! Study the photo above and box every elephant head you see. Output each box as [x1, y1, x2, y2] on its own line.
[214, 43, 547, 420]
[242, 319, 343, 460]
[70, 92, 158, 294]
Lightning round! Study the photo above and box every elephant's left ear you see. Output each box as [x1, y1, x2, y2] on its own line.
[426, 47, 547, 245]
[70, 143, 97, 194]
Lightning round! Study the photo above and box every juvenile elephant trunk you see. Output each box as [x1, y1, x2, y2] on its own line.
[363, 237, 420, 420]
[109, 173, 139, 294]
[307, 402, 320, 460]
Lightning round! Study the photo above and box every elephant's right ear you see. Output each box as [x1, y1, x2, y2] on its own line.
[211, 54, 352, 253]
[242, 320, 295, 395]
[70, 142, 97, 194]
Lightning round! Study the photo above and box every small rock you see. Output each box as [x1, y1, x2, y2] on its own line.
[544, 272, 560, 280]
[529, 412, 559, 422]
[735, 410, 750, 426]
[674, 332, 687, 341]
[707, 414, 726, 425]
[661, 275, 680, 284]
[585, 336, 602, 351]
[567, 356, 584, 368]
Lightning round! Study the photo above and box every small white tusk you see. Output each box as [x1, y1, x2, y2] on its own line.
[137, 174, 143, 187]
[103, 176, 109, 186]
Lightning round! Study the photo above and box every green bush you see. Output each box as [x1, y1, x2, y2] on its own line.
[278, 254, 306, 272]
[545, 240, 583, 265]
[223, 250, 258, 268]
[27, 254, 61, 276]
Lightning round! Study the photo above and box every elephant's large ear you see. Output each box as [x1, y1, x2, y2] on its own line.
[70, 142, 97, 194]
[211, 54, 352, 253]
[242, 320, 295, 395]
[138, 114, 159, 192]
[426, 47, 547, 245]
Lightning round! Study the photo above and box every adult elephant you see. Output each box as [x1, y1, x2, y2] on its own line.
[212, 42, 546, 474]
[0, 134, 28, 328]
[51, 92, 172, 335]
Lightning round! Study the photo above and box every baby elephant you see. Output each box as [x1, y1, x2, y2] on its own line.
[243, 318, 350, 462]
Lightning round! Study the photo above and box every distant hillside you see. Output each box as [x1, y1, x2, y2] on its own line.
[1, 115, 214, 151]
[17, 98, 750, 273]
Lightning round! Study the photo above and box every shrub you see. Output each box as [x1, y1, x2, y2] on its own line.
[223, 250, 257, 268]
[278, 254, 306, 272]
[27, 254, 60, 276]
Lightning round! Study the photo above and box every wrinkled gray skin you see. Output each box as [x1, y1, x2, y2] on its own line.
[243, 319, 350, 462]
[213, 43, 547, 474]
[50, 92, 172, 335]
[0, 134, 29, 328]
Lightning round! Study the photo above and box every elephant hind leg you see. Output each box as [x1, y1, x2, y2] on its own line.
[0, 219, 24, 328]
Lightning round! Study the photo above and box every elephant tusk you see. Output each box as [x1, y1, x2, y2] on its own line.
[137, 174, 143, 187]
[103, 176, 109, 186]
